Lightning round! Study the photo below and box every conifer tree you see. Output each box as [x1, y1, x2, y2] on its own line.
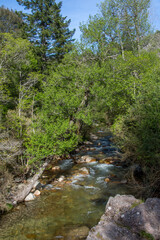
[16, 0, 75, 64]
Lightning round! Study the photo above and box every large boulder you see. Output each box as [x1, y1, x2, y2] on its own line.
[87, 194, 160, 240]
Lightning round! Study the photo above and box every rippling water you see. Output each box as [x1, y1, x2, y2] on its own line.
[0, 131, 134, 240]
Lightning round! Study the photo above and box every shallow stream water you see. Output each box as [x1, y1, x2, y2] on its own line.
[0, 131, 134, 240]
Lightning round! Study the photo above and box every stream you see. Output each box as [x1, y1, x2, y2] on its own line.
[0, 130, 134, 240]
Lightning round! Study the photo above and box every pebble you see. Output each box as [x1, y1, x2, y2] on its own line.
[58, 176, 65, 182]
[34, 190, 41, 197]
[105, 178, 110, 183]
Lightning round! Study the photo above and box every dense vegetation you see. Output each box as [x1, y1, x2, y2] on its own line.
[0, 0, 160, 209]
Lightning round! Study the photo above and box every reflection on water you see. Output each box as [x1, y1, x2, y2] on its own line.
[0, 131, 133, 240]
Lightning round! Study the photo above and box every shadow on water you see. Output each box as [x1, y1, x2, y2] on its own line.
[0, 130, 135, 240]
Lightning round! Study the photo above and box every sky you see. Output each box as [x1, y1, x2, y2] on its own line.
[0, 0, 160, 40]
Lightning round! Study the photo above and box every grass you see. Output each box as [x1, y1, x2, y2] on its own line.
[140, 230, 155, 240]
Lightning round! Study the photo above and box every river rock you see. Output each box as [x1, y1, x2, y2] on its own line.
[84, 141, 93, 145]
[86, 147, 96, 151]
[44, 184, 53, 190]
[34, 190, 41, 197]
[79, 167, 90, 175]
[52, 166, 61, 172]
[104, 177, 110, 183]
[90, 134, 99, 140]
[66, 226, 89, 240]
[99, 156, 119, 164]
[25, 193, 35, 202]
[58, 175, 65, 182]
[77, 155, 97, 163]
[71, 167, 90, 180]
[87, 194, 160, 240]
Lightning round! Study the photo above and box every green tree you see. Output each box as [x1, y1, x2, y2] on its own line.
[26, 49, 105, 162]
[0, 33, 38, 137]
[17, 0, 75, 65]
[0, 6, 25, 37]
[80, 0, 151, 58]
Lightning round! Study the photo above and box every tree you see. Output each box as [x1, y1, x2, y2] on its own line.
[0, 6, 25, 37]
[25, 49, 104, 162]
[16, 0, 75, 65]
[125, 0, 150, 54]
[80, 0, 151, 57]
[49, 1, 75, 62]
[0, 33, 38, 137]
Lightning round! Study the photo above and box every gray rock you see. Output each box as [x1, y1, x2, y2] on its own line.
[121, 198, 160, 240]
[87, 194, 159, 240]
[87, 223, 140, 240]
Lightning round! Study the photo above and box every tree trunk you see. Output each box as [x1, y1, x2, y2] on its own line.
[12, 161, 49, 204]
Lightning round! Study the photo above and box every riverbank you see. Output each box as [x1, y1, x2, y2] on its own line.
[0, 130, 135, 240]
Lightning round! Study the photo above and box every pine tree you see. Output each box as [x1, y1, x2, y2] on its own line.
[50, 1, 75, 62]
[17, 0, 75, 64]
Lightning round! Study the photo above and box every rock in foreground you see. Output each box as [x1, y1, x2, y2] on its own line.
[87, 194, 160, 240]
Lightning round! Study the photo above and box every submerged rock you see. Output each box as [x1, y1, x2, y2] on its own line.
[44, 184, 53, 190]
[66, 226, 89, 240]
[87, 194, 160, 240]
[99, 156, 119, 164]
[79, 167, 90, 175]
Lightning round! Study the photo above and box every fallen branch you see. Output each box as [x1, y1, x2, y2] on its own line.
[12, 160, 49, 204]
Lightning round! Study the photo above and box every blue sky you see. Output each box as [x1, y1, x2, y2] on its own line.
[1, 0, 160, 40]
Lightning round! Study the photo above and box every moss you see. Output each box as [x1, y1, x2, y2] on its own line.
[6, 203, 14, 211]
[96, 232, 105, 240]
[139, 230, 155, 240]
[130, 200, 144, 209]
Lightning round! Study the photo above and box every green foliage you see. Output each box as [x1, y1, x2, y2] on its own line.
[0, 6, 24, 37]
[112, 63, 160, 164]
[130, 200, 143, 209]
[0, 33, 39, 139]
[26, 52, 102, 162]
[16, 0, 75, 65]
[140, 231, 155, 240]
[80, 0, 151, 59]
